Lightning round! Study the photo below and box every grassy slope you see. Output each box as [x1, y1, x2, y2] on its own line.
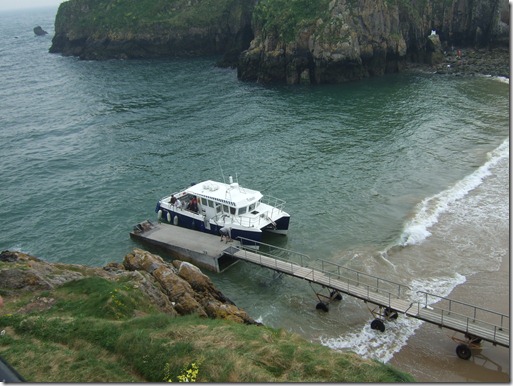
[0, 276, 414, 382]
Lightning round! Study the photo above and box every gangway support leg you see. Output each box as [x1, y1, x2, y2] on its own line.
[368, 305, 386, 332]
[367, 305, 399, 333]
[312, 286, 342, 313]
[451, 333, 482, 360]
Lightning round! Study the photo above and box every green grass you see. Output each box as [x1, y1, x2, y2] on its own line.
[56, 0, 255, 38]
[252, 0, 331, 42]
[55, 276, 151, 320]
[0, 275, 414, 382]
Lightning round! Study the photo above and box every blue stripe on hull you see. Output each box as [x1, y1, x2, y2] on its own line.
[156, 206, 263, 244]
[274, 216, 290, 231]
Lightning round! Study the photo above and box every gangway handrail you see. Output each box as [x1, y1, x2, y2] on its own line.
[309, 267, 402, 303]
[417, 291, 509, 329]
[315, 258, 411, 298]
[236, 245, 312, 277]
[309, 267, 408, 308]
[238, 237, 311, 267]
[410, 300, 509, 345]
[235, 246, 403, 309]
[236, 239, 405, 307]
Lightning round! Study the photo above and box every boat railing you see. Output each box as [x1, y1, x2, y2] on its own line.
[261, 195, 287, 214]
[212, 208, 281, 229]
[211, 213, 261, 229]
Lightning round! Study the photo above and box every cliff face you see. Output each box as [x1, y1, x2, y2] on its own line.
[50, 0, 509, 83]
[50, 0, 256, 62]
[239, 0, 509, 84]
[238, 0, 408, 84]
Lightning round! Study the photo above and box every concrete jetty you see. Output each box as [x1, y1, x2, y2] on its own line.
[129, 220, 241, 272]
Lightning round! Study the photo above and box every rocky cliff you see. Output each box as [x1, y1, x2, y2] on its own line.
[238, 0, 510, 84]
[49, 0, 509, 83]
[49, 0, 256, 62]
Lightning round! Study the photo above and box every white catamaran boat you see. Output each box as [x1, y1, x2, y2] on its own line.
[155, 176, 290, 244]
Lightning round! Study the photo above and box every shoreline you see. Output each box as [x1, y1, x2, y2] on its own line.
[403, 47, 510, 79]
[389, 251, 510, 382]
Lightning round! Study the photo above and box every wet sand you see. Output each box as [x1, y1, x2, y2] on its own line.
[389, 254, 510, 382]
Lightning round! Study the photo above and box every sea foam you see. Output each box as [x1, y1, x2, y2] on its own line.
[320, 273, 467, 363]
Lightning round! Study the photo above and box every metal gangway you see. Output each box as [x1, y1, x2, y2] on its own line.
[227, 238, 509, 360]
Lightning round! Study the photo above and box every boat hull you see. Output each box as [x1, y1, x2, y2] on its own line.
[156, 205, 267, 244]
[265, 215, 290, 235]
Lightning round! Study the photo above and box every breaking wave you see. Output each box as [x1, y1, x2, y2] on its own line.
[398, 138, 509, 246]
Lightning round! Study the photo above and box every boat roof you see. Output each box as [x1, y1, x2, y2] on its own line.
[185, 180, 263, 208]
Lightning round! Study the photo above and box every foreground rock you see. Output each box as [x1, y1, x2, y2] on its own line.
[0, 248, 258, 325]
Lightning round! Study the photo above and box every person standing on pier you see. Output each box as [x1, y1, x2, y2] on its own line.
[219, 226, 232, 243]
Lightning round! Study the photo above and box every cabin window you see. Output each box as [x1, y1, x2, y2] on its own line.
[223, 204, 229, 213]
[249, 203, 255, 212]
[230, 207, 236, 215]
[216, 205, 222, 214]
[239, 206, 247, 215]
[208, 200, 214, 208]
[201, 197, 207, 206]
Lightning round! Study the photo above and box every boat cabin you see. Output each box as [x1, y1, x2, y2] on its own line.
[182, 180, 264, 220]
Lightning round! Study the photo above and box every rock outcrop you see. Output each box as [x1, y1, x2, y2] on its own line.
[430, 46, 509, 77]
[0, 249, 258, 325]
[49, 0, 256, 63]
[33, 26, 48, 36]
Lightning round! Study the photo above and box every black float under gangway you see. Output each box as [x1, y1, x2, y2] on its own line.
[227, 238, 509, 360]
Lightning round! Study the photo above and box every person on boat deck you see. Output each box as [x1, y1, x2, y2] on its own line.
[169, 195, 181, 209]
[220, 226, 232, 243]
[187, 197, 198, 213]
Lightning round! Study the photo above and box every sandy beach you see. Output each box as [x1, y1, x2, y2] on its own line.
[390, 252, 510, 382]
